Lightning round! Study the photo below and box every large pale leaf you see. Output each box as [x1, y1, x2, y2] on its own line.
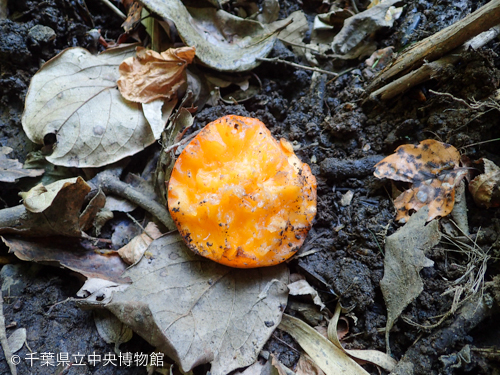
[104, 233, 289, 374]
[22, 45, 160, 168]
[141, 0, 276, 72]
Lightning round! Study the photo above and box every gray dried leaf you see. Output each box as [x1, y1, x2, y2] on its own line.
[94, 309, 133, 352]
[331, 0, 401, 56]
[380, 206, 440, 352]
[22, 45, 162, 168]
[7, 328, 26, 353]
[287, 280, 325, 310]
[0, 147, 44, 183]
[141, 0, 276, 72]
[105, 233, 289, 374]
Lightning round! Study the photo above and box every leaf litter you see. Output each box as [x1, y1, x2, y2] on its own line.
[117, 46, 195, 103]
[379, 206, 440, 354]
[140, 0, 276, 72]
[468, 158, 500, 208]
[0, 147, 44, 183]
[7, 0, 497, 373]
[79, 233, 289, 375]
[374, 139, 468, 222]
[0, 177, 102, 237]
[21, 45, 165, 168]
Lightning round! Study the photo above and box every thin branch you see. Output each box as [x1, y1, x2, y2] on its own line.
[100, 0, 126, 20]
[366, 0, 500, 94]
[257, 57, 339, 77]
[369, 24, 500, 100]
[89, 171, 175, 231]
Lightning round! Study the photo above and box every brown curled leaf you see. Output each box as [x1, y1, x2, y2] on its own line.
[374, 139, 467, 222]
[121, 1, 143, 33]
[469, 158, 500, 208]
[117, 46, 196, 103]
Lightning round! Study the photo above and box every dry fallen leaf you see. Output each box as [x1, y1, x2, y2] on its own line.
[117, 221, 162, 264]
[287, 280, 325, 310]
[469, 158, 500, 208]
[7, 328, 26, 354]
[94, 309, 133, 352]
[327, 302, 397, 372]
[0, 177, 103, 237]
[117, 46, 195, 103]
[278, 314, 369, 375]
[122, 0, 143, 33]
[100, 233, 289, 374]
[22, 45, 164, 168]
[331, 0, 401, 58]
[379, 206, 440, 354]
[0, 147, 44, 183]
[140, 0, 276, 72]
[374, 139, 467, 222]
[2, 236, 128, 282]
[296, 354, 326, 375]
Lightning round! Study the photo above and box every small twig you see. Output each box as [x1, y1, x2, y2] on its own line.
[100, 0, 126, 20]
[429, 89, 486, 109]
[125, 212, 157, 241]
[0, 289, 17, 375]
[257, 57, 339, 77]
[366, 0, 500, 94]
[163, 129, 201, 154]
[89, 171, 175, 231]
[461, 137, 500, 149]
[369, 24, 500, 100]
[350, 0, 360, 14]
[277, 39, 324, 53]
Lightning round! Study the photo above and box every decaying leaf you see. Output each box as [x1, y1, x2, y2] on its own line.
[327, 302, 397, 372]
[296, 354, 326, 375]
[233, 359, 267, 375]
[117, 221, 162, 264]
[270, 354, 295, 375]
[23, 151, 75, 186]
[331, 0, 402, 58]
[278, 314, 369, 375]
[287, 280, 325, 310]
[271, 10, 309, 52]
[140, 0, 276, 72]
[0, 147, 44, 183]
[469, 158, 500, 208]
[22, 45, 163, 168]
[122, 0, 143, 32]
[0, 177, 103, 237]
[99, 233, 289, 374]
[117, 47, 195, 103]
[94, 309, 133, 352]
[374, 139, 467, 222]
[7, 328, 26, 353]
[256, 0, 280, 24]
[2, 236, 129, 282]
[142, 98, 178, 139]
[379, 207, 440, 354]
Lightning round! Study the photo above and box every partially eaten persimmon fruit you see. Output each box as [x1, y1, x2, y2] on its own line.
[167, 115, 317, 268]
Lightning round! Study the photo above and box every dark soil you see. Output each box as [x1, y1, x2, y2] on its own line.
[1, 0, 500, 374]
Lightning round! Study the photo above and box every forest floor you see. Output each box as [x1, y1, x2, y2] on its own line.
[1, 0, 500, 374]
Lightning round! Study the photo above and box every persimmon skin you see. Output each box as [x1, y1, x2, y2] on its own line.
[167, 115, 317, 268]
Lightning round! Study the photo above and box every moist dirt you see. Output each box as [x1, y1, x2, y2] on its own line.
[1, 0, 500, 374]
